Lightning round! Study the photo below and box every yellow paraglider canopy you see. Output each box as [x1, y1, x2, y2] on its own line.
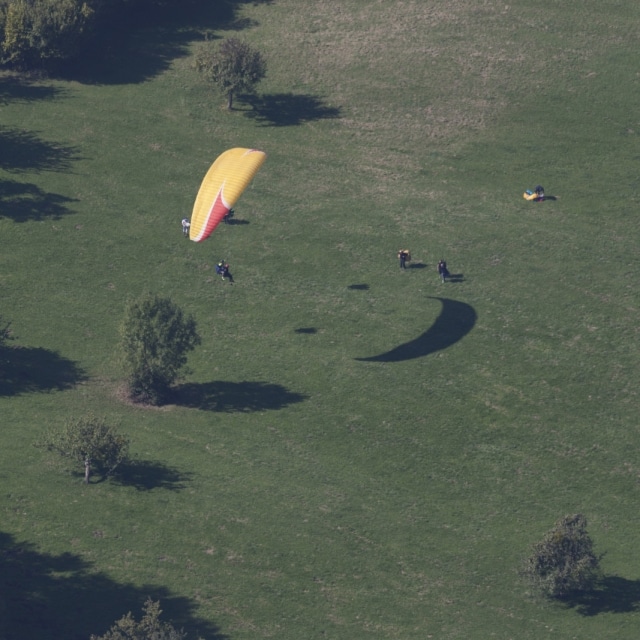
[190, 148, 266, 242]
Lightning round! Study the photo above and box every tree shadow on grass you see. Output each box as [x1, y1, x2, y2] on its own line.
[173, 380, 307, 412]
[0, 346, 86, 397]
[59, 0, 257, 85]
[0, 127, 79, 173]
[0, 180, 77, 222]
[67, 24, 203, 85]
[356, 297, 477, 362]
[0, 75, 64, 105]
[112, 459, 194, 491]
[561, 576, 640, 616]
[240, 92, 341, 126]
[0, 531, 226, 640]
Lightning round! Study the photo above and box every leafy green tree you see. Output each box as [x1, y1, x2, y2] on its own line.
[523, 513, 601, 598]
[90, 598, 187, 640]
[40, 413, 129, 483]
[0, 0, 95, 69]
[194, 36, 266, 109]
[120, 293, 200, 405]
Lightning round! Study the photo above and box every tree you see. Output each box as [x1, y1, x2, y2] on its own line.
[0, 0, 95, 69]
[91, 598, 187, 640]
[194, 36, 266, 109]
[120, 293, 200, 405]
[523, 513, 601, 598]
[39, 413, 129, 483]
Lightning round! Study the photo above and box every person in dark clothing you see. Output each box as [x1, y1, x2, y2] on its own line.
[398, 249, 411, 270]
[437, 259, 450, 283]
[215, 261, 232, 282]
[218, 261, 233, 283]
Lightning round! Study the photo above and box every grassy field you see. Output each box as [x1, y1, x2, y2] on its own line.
[1, 0, 639, 638]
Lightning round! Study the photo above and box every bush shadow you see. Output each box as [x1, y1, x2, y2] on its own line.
[0, 346, 86, 397]
[240, 92, 341, 126]
[563, 576, 640, 616]
[0, 180, 77, 222]
[356, 297, 477, 362]
[0, 127, 79, 173]
[0, 530, 226, 639]
[173, 380, 307, 412]
[0, 75, 64, 105]
[112, 459, 194, 491]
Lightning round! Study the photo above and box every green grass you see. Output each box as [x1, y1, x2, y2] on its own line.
[1, 0, 640, 638]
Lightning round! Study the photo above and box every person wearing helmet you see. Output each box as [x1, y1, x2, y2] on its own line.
[437, 259, 450, 283]
[398, 249, 411, 270]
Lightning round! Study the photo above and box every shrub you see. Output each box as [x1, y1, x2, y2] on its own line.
[120, 293, 200, 405]
[194, 36, 266, 109]
[90, 598, 187, 640]
[39, 413, 129, 483]
[523, 513, 601, 598]
[0, 0, 95, 69]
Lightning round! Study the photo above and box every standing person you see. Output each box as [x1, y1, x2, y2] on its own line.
[437, 259, 449, 283]
[222, 261, 234, 283]
[181, 218, 190, 237]
[398, 249, 411, 270]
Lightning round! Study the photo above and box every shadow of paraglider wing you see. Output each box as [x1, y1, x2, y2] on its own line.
[356, 297, 477, 362]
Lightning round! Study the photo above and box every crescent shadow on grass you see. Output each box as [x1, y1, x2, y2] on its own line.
[172, 380, 307, 412]
[356, 297, 477, 363]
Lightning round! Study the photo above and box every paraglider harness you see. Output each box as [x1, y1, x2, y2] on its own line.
[216, 261, 233, 281]
[524, 185, 545, 201]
